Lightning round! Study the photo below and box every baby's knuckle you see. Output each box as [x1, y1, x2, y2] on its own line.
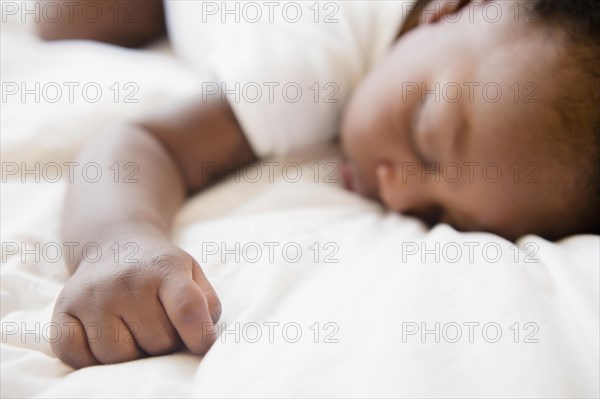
[54, 293, 76, 312]
[49, 326, 92, 368]
[51, 342, 85, 368]
[143, 332, 180, 356]
[148, 253, 180, 271]
[172, 299, 203, 325]
[112, 268, 143, 291]
[95, 347, 140, 365]
[189, 333, 215, 355]
[67, 281, 120, 314]
[80, 281, 101, 299]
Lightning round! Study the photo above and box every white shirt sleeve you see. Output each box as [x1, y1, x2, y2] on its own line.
[166, 1, 410, 158]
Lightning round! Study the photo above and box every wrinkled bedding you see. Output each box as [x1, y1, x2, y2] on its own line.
[1, 14, 599, 398]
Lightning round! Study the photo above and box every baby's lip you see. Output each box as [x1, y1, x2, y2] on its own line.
[341, 160, 381, 200]
[341, 161, 356, 192]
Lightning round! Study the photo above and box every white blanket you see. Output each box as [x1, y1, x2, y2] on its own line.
[1, 12, 599, 398]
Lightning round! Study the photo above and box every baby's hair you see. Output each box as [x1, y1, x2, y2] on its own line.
[534, 0, 600, 41]
[401, 0, 600, 234]
[532, 0, 600, 232]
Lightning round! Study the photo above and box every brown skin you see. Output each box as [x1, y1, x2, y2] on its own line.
[37, 0, 166, 47]
[38, 0, 586, 368]
[54, 99, 255, 368]
[39, 1, 256, 368]
[341, 0, 584, 240]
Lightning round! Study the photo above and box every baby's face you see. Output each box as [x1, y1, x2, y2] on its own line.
[340, 1, 578, 240]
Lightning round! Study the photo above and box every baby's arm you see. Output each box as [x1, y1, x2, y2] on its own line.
[37, 0, 166, 47]
[38, 1, 256, 368]
[53, 96, 256, 368]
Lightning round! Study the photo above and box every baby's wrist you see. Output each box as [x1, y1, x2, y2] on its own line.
[97, 219, 169, 245]
[66, 220, 174, 272]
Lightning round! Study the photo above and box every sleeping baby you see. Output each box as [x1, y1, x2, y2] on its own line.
[36, 0, 599, 368]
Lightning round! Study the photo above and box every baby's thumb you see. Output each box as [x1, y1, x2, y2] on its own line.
[191, 260, 222, 324]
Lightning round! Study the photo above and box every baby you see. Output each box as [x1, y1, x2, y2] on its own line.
[36, 0, 599, 368]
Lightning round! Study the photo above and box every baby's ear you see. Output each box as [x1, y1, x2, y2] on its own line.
[419, 0, 473, 24]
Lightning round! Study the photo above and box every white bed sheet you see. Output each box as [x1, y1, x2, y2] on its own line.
[1, 13, 599, 398]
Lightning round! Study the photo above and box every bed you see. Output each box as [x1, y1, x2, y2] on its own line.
[1, 11, 599, 398]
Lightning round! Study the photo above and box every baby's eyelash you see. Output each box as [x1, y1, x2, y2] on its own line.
[410, 129, 435, 166]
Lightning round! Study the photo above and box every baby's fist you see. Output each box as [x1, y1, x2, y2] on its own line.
[51, 240, 221, 369]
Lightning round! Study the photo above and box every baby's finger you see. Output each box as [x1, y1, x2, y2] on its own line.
[125, 297, 182, 356]
[191, 259, 222, 324]
[158, 272, 216, 355]
[83, 314, 145, 364]
[51, 312, 99, 369]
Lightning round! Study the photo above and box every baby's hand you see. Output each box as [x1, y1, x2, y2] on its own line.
[51, 235, 221, 369]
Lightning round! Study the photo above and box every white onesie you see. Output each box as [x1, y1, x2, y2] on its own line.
[165, 0, 413, 157]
